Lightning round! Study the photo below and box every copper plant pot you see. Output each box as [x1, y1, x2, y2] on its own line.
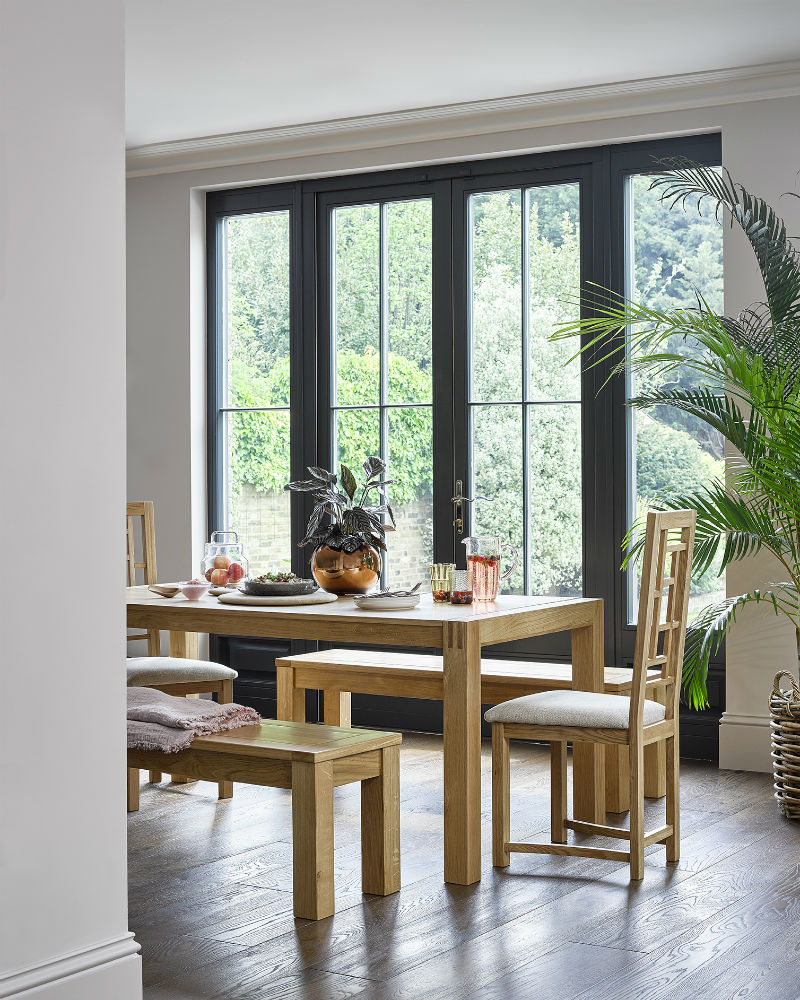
[311, 543, 382, 595]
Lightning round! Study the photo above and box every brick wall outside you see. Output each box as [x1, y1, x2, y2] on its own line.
[231, 484, 433, 588]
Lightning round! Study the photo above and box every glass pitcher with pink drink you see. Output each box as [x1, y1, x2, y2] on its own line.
[461, 535, 519, 601]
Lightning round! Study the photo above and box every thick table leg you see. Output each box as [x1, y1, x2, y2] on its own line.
[291, 760, 335, 920]
[323, 690, 351, 728]
[127, 767, 140, 812]
[442, 621, 482, 885]
[169, 630, 200, 787]
[571, 605, 605, 823]
[361, 744, 401, 896]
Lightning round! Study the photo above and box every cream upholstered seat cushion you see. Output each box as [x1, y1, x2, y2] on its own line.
[126, 657, 237, 687]
[484, 689, 665, 729]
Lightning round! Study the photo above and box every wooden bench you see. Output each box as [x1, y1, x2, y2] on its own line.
[127, 719, 401, 920]
[275, 649, 666, 812]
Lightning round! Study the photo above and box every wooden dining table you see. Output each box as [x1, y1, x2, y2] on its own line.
[127, 586, 604, 886]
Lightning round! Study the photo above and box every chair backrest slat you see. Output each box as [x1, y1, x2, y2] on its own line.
[126, 501, 160, 655]
[628, 509, 696, 732]
[126, 501, 157, 586]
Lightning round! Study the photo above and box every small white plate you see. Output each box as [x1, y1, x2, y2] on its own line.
[353, 595, 421, 611]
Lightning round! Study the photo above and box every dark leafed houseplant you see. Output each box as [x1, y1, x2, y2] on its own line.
[554, 160, 800, 709]
[285, 456, 395, 594]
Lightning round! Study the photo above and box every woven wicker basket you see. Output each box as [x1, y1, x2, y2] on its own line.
[770, 670, 800, 820]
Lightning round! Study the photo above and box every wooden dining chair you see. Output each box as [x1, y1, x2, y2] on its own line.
[126, 501, 238, 799]
[126, 501, 161, 655]
[486, 508, 696, 880]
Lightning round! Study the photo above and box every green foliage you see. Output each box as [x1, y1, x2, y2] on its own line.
[557, 161, 800, 708]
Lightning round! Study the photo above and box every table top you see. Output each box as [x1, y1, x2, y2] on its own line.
[127, 586, 601, 648]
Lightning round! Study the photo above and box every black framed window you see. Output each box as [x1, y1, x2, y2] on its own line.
[207, 132, 725, 738]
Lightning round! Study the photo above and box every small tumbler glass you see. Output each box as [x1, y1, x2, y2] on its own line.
[450, 569, 473, 605]
[429, 563, 455, 603]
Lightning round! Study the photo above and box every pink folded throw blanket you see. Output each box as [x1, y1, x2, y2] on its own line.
[127, 687, 261, 753]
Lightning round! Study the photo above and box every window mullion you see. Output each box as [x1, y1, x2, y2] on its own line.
[521, 188, 530, 595]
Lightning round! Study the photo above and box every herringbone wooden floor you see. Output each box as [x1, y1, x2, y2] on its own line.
[128, 733, 800, 1000]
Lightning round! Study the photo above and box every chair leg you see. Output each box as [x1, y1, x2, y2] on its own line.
[217, 679, 234, 800]
[492, 723, 510, 868]
[629, 740, 645, 880]
[171, 693, 199, 785]
[551, 741, 567, 844]
[665, 734, 680, 863]
[127, 768, 140, 812]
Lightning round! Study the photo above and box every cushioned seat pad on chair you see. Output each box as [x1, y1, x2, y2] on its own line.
[484, 689, 666, 729]
[126, 656, 237, 686]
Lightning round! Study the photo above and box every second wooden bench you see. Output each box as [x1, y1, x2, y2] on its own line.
[275, 649, 666, 812]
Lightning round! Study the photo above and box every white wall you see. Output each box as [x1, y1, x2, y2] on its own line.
[0, 3, 141, 998]
[126, 88, 800, 773]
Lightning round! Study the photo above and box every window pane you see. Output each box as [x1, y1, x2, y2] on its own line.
[225, 211, 291, 408]
[224, 410, 292, 575]
[627, 172, 725, 619]
[528, 404, 582, 596]
[334, 408, 380, 480]
[333, 204, 380, 405]
[386, 407, 433, 589]
[471, 405, 523, 594]
[387, 199, 433, 404]
[526, 184, 581, 401]
[469, 190, 522, 403]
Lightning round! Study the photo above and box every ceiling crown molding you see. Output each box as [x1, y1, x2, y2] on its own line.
[126, 60, 800, 178]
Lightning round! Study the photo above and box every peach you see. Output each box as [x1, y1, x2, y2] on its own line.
[228, 561, 245, 582]
[210, 568, 230, 586]
[214, 554, 232, 569]
[204, 568, 214, 582]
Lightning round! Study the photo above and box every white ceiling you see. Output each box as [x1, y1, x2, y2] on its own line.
[125, 0, 800, 149]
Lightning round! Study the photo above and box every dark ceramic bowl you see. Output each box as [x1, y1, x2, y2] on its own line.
[239, 578, 319, 597]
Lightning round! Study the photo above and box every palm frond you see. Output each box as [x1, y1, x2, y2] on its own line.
[650, 159, 800, 332]
[683, 587, 797, 709]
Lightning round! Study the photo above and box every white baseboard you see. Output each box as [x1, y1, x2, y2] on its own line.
[0, 934, 141, 1000]
[719, 712, 772, 773]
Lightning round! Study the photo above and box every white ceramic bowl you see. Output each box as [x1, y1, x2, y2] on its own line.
[179, 580, 211, 601]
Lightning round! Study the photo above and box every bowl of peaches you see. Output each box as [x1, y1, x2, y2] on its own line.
[203, 554, 246, 588]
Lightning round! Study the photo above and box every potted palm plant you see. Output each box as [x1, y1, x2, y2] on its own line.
[554, 160, 800, 710]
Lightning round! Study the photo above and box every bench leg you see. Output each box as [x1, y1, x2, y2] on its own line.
[291, 760, 335, 920]
[323, 690, 351, 728]
[128, 768, 140, 812]
[277, 666, 306, 722]
[361, 744, 401, 896]
[148, 770, 163, 783]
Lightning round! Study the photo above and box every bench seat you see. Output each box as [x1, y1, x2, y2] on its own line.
[127, 719, 401, 919]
